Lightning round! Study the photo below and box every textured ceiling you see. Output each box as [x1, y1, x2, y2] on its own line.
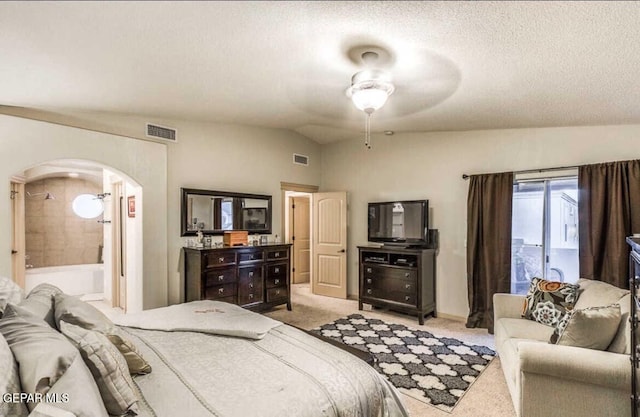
[1, 1, 639, 144]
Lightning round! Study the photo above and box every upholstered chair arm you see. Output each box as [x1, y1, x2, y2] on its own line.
[519, 342, 630, 390]
[493, 293, 525, 321]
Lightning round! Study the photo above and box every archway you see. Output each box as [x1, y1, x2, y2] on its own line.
[11, 159, 143, 313]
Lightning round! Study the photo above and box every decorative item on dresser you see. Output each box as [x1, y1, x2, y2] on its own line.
[358, 241, 437, 325]
[628, 236, 640, 417]
[184, 244, 292, 311]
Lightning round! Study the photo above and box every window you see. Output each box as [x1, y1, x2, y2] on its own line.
[511, 174, 579, 294]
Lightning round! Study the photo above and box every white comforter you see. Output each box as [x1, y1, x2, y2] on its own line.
[117, 301, 409, 417]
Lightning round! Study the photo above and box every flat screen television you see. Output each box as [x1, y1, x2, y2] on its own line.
[368, 200, 429, 247]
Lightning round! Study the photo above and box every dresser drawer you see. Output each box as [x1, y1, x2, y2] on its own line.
[265, 276, 286, 288]
[363, 265, 417, 282]
[362, 287, 416, 306]
[266, 249, 288, 261]
[204, 252, 236, 268]
[238, 266, 262, 281]
[364, 276, 417, 293]
[205, 283, 237, 300]
[266, 263, 287, 278]
[266, 287, 287, 303]
[238, 251, 264, 263]
[205, 268, 236, 286]
[238, 279, 264, 305]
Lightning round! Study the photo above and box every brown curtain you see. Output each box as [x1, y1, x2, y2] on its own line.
[466, 172, 514, 333]
[578, 159, 640, 289]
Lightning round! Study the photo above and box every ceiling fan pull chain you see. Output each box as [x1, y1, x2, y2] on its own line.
[365, 111, 372, 149]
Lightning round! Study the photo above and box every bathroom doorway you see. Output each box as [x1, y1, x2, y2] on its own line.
[11, 160, 142, 312]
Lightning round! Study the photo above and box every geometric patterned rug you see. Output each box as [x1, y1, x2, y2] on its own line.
[311, 314, 495, 413]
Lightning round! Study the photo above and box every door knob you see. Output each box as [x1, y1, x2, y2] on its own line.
[338, 249, 346, 253]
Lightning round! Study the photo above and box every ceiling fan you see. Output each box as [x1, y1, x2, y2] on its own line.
[288, 41, 460, 147]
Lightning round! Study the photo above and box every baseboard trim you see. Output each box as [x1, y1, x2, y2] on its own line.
[435, 312, 466, 322]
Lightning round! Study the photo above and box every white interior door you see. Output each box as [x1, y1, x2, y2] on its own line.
[312, 191, 347, 298]
[291, 196, 311, 284]
[111, 182, 126, 310]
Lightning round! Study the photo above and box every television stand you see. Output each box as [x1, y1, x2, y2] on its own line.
[358, 245, 436, 325]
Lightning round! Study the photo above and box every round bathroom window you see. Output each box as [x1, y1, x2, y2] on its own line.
[72, 194, 104, 219]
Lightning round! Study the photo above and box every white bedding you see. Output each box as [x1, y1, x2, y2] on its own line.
[118, 302, 409, 417]
[113, 300, 281, 340]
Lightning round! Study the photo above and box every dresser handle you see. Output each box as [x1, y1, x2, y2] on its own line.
[275, 253, 280, 257]
[249, 271, 254, 277]
[366, 278, 372, 284]
[218, 275, 224, 281]
[274, 267, 280, 273]
[249, 293, 254, 299]
[218, 288, 224, 295]
[405, 284, 411, 289]
[218, 257, 225, 263]
[404, 295, 410, 301]
[404, 273, 410, 277]
[366, 268, 372, 273]
[276, 289, 280, 295]
[249, 283, 254, 288]
[367, 289, 372, 294]
[274, 279, 280, 285]
[250, 255, 254, 259]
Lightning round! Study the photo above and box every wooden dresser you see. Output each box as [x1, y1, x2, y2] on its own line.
[358, 245, 436, 325]
[184, 244, 292, 311]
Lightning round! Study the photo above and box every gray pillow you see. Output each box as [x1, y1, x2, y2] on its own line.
[0, 332, 28, 417]
[60, 321, 139, 416]
[551, 304, 622, 350]
[18, 283, 63, 328]
[0, 276, 24, 318]
[54, 293, 116, 333]
[0, 304, 76, 401]
[0, 304, 107, 416]
[42, 354, 109, 417]
[54, 294, 151, 375]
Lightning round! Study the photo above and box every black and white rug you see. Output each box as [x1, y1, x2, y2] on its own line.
[312, 314, 495, 413]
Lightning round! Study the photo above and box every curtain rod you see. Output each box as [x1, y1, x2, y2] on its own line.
[461, 164, 579, 180]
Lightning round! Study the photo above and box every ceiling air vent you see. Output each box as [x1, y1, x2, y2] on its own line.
[293, 153, 309, 166]
[146, 123, 177, 142]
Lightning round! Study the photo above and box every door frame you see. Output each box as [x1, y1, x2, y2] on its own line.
[10, 178, 26, 288]
[281, 182, 318, 289]
[287, 194, 311, 284]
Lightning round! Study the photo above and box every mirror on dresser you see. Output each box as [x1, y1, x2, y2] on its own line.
[181, 188, 272, 236]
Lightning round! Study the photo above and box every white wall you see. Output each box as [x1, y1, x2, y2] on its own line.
[320, 124, 640, 319]
[0, 115, 167, 310]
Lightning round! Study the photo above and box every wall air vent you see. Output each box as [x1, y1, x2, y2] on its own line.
[146, 123, 177, 142]
[293, 153, 309, 166]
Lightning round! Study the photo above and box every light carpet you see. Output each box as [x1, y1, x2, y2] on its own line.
[312, 314, 496, 413]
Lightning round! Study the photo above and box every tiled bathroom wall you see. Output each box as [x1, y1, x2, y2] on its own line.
[25, 177, 104, 268]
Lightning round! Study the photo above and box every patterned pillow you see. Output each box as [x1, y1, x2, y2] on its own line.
[522, 277, 580, 328]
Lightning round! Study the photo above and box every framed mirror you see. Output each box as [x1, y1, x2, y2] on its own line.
[181, 188, 272, 236]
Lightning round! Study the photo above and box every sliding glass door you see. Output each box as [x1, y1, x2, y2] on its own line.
[511, 177, 579, 294]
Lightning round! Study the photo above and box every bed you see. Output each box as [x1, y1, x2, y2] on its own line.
[0, 281, 408, 417]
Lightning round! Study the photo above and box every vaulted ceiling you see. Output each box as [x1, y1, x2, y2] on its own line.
[1, 1, 639, 144]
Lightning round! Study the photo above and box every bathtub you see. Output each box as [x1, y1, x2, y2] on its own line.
[25, 264, 104, 297]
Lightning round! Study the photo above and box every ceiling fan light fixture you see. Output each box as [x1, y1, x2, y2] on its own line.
[346, 69, 395, 112]
[345, 69, 395, 149]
